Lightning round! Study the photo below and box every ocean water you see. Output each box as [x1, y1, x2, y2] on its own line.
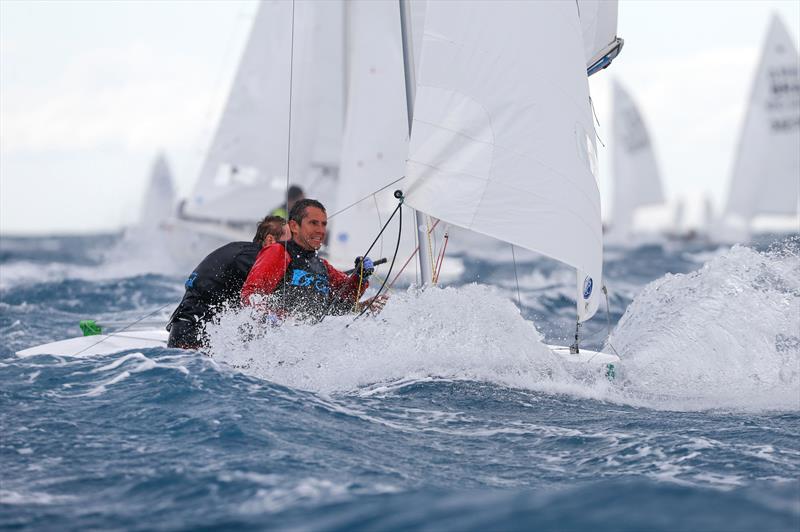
[1, 232, 798, 531]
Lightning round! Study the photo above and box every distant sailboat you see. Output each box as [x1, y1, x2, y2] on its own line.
[167, 0, 344, 268]
[609, 80, 665, 238]
[721, 14, 800, 238]
[138, 153, 177, 232]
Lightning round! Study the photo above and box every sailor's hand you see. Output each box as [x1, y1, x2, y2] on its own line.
[355, 256, 375, 278]
[361, 294, 388, 314]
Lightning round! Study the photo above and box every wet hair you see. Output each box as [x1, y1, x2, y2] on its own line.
[253, 215, 286, 246]
[289, 199, 326, 225]
[287, 185, 304, 202]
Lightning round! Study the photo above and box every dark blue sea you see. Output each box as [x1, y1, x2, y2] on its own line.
[2, 232, 799, 531]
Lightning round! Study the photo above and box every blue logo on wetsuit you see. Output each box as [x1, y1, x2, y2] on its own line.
[290, 269, 330, 294]
[185, 272, 198, 289]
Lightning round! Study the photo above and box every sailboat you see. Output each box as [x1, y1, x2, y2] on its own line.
[17, 0, 623, 373]
[607, 80, 665, 240]
[163, 0, 345, 271]
[717, 14, 800, 240]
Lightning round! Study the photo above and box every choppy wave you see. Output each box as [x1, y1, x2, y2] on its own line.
[608, 240, 800, 412]
[3, 233, 800, 531]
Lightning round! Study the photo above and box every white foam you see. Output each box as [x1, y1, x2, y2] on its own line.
[607, 241, 800, 412]
[207, 284, 589, 395]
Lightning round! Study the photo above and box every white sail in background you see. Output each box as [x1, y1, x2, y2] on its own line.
[672, 197, 686, 234]
[184, 1, 342, 223]
[610, 80, 665, 235]
[724, 14, 800, 225]
[328, 0, 416, 271]
[139, 153, 176, 230]
[403, 0, 603, 322]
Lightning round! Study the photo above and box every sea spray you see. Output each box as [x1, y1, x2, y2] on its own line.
[607, 240, 800, 411]
[206, 284, 578, 394]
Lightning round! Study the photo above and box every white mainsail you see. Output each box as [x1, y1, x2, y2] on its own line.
[402, 0, 604, 322]
[328, 0, 417, 271]
[724, 14, 800, 225]
[183, 1, 342, 224]
[610, 80, 665, 235]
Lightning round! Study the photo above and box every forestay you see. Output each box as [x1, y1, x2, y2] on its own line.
[725, 14, 800, 222]
[402, 0, 603, 322]
[611, 80, 665, 235]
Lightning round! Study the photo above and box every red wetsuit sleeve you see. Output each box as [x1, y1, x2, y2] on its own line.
[241, 244, 290, 305]
[324, 260, 368, 303]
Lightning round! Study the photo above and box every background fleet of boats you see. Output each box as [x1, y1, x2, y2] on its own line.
[131, 2, 799, 274]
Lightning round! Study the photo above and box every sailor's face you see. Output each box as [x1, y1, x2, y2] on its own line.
[291, 206, 327, 251]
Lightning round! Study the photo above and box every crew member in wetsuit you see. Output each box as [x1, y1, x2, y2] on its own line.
[269, 184, 304, 219]
[166, 215, 291, 349]
[241, 199, 375, 321]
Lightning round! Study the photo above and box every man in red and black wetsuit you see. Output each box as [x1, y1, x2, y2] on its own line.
[166, 215, 291, 349]
[241, 199, 373, 321]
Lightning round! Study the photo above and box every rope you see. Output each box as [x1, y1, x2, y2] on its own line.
[353, 204, 403, 321]
[72, 303, 173, 356]
[589, 96, 606, 148]
[432, 230, 449, 284]
[281, 0, 297, 314]
[510, 244, 522, 308]
[326, 176, 405, 220]
[387, 218, 441, 290]
[320, 198, 404, 318]
[602, 284, 621, 357]
[425, 216, 436, 282]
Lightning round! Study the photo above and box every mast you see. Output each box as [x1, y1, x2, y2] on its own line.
[399, 0, 434, 285]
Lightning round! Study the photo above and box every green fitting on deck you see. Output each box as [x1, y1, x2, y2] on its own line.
[79, 320, 102, 336]
[605, 363, 616, 380]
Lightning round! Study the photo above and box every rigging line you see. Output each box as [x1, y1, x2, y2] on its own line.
[432, 230, 450, 285]
[589, 96, 606, 148]
[510, 244, 522, 308]
[326, 176, 406, 220]
[320, 200, 403, 317]
[387, 218, 441, 289]
[353, 203, 403, 321]
[282, 0, 297, 313]
[72, 303, 173, 357]
[602, 284, 621, 358]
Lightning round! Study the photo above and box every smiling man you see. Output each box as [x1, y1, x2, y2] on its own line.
[241, 199, 373, 321]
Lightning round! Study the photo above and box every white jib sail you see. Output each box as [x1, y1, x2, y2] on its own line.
[610, 80, 665, 235]
[402, 0, 603, 322]
[328, 0, 417, 271]
[724, 14, 800, 223]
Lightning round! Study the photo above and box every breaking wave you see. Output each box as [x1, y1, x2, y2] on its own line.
[607, 240, 800, 412]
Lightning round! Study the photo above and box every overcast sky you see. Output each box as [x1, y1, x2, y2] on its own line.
[1, 0, 798, 234]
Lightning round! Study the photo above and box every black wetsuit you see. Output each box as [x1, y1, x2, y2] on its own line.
[167, 241, 260, 349]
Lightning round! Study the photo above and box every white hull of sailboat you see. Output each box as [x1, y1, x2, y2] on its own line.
[16, 331, 620, 377]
